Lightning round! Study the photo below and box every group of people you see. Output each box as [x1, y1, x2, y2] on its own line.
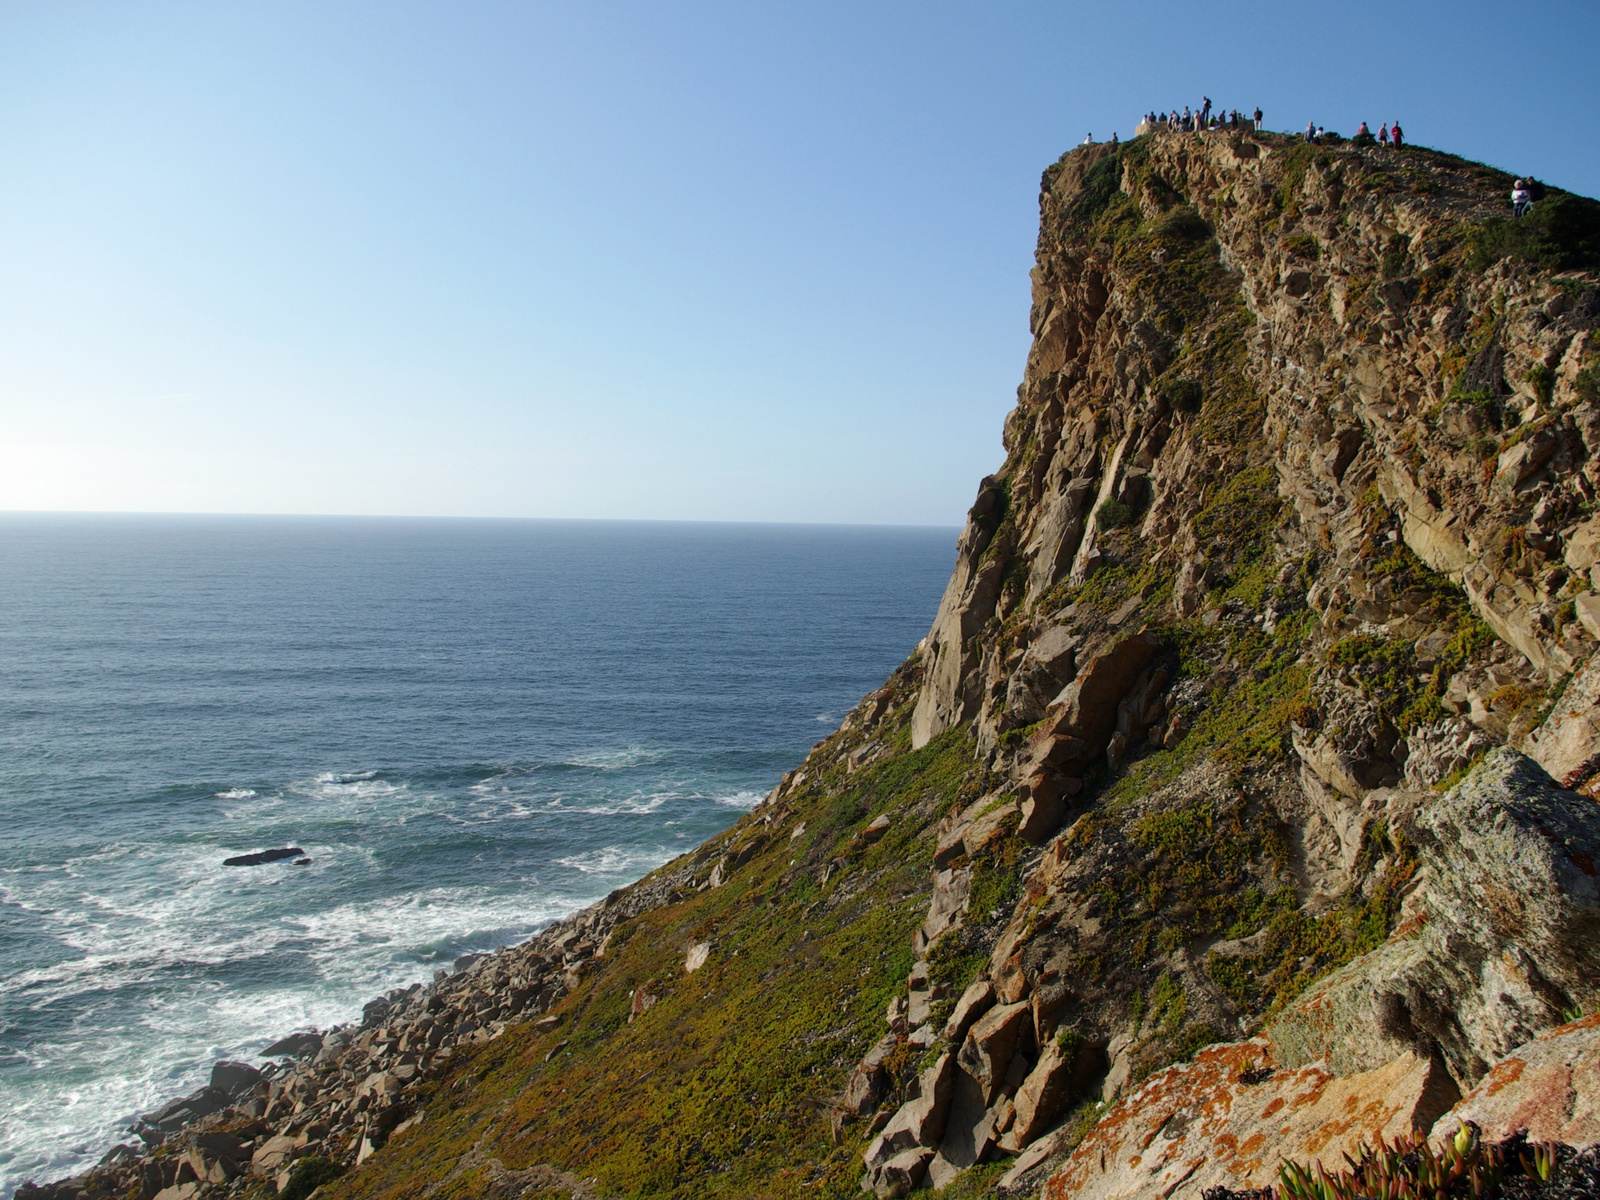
[1140, 97, 1261, 134]
[1307, 119, 1404, 146]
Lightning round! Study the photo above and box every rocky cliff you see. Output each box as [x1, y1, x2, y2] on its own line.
[19, 128, 1600, 1200]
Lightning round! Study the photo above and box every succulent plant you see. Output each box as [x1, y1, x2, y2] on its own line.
[1272, 1125, 1566, 1200]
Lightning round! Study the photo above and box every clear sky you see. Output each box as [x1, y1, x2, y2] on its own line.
[2, 2, 1596, 525]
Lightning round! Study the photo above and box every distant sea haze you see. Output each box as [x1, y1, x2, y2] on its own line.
[0, 515, 956, 1196]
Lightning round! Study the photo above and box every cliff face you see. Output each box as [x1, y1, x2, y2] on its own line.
[23, 131, 1600, 1200]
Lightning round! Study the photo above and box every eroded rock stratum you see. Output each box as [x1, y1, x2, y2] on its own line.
[22, 130, 1600, 1200]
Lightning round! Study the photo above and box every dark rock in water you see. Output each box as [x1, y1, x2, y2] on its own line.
[222, 847, 304, 867]
[261, 1031, 323, 1059]
[292, 857, 311, 865]
[210, 1059, 261, 1096]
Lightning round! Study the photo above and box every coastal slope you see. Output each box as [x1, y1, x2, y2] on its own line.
[22, 127, 1600, 1200]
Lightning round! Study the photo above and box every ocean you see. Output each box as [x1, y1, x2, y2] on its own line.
[0, 514, 956, 1196]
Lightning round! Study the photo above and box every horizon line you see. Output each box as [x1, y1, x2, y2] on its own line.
[0, 509, 963, 532]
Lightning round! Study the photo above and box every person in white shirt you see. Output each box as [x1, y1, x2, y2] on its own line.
[1512, 179, 1533, 217]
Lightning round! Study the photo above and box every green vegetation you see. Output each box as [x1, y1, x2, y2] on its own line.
[280, 1158, 346, 1200]
[1381, 233, 1412, 280]
[335, 725, 983, 1200]
[1276, 1126, 1565, 1200]
[1327, 544, 1496, 732]
[1283, 234, 1320, 261]
[1206, 822, 1418, 1019]
[1095, 498, 1135, 529]
[1466, 192, 1600, 274]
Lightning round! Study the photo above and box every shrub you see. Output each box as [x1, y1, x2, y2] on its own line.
[1097, 498, 1135, 529]
[1381, 233, 1411, 280]
[278, 1157, 346, 1200]
[1070, 152, 1124, 221]
[1283, 234, 1320, 261]
[1163, 377, 1204, 412]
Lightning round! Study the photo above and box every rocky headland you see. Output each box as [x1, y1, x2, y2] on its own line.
[18, 125, 1600, 1200]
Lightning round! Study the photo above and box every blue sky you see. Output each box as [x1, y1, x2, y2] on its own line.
[2, 1, 1596, 524]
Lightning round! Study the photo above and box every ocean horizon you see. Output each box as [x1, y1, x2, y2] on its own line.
[0, 513, 957, 1195]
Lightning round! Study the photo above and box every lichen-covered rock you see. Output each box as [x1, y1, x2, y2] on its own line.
[1268, 748, 1600, 1085]
[1433, 1012, 1600, 1146]
[1041, 1040, 1460, 1200]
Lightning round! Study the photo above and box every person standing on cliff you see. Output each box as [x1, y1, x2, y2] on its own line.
[1201, 96, 1211, 124]
[1254, 106, 1262, 131]
[1379, 123, 1390, 146]
[1391, 121, 1404, 147]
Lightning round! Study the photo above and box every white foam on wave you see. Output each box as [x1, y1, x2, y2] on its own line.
[561, 746, 668, 771]
[554, 844, 673, 876]
[1, 754, 758, 1195]
[0, 855, 589, 1197]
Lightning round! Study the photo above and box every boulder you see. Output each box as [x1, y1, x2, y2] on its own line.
[684, 942, 711, 973]
[1268, 749, 1600, 1085]
[209, 1060, 261, 1097]
[864, 1147, 934, 1199]
[1432, 1012, 1600, 1146]
[958, 1002, 1032, 1105]
[867, 1052, 956, 1163]
[842, 1034, 900, 1117]
[922, 868, 971, 944]
[1001, 1037, 1078, 1151]
[858, 815, 892, 846]
[927, 1067, 998, 1189]
[260, 1032, 323, 1060]
[1041, 1041, 1460, 1200]
[1038, 633, 1158, 759]
[251, 1134, 299, 1175]
[1565, 517, 1600, 572]
[1526, 650, 1600, 792]
[943, 978, 996, 1045]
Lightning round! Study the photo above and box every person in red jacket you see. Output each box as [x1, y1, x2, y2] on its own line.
[1391, 121, 1404, 148]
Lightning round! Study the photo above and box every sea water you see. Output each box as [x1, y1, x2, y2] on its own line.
[0, 515, 955, 1195]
